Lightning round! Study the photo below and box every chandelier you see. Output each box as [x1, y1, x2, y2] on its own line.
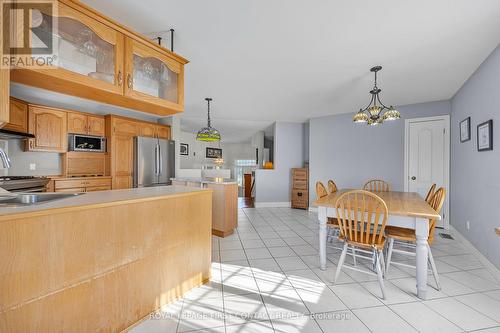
[196, 98, 221, 142]
[353, 66, 400, 126]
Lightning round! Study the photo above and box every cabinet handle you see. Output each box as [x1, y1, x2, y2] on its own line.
[117, 70, 123, 86]
[127, 74, 133, 88]
[29, 140, 33, 149]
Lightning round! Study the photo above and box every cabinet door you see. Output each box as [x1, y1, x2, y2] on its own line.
[124, 38, 183, 112]
[140, 123, 156, 137]
[113, 176, 132, 190]
[156, 125, 170, 139]
[27, 106, 67, 152]
[33, 3, 124, 94]
[67, 112, 88, 134]
[3, 99, 28, 133]
[113, 135, 133, 189]
[112, 117, 139, 136]
[87, 115, 105, 136]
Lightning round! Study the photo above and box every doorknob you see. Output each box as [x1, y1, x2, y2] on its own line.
[411, 176, 416, 180]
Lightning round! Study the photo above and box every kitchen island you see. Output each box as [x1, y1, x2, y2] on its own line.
[0, 186, 212, 332]
[171, 177, 238, 237]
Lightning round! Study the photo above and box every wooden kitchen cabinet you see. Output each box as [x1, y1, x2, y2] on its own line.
[10, 0, 188, 117]
[53, 177, 112, 192]
[124, 37, 184, 113]
[67, 112, 105, 136]
[26, 106, 68, 152]
[140, 122, 157, 137]
[106, 115, 170, 189]
[156, 125, 171, 139]
[3, 98, 28, 133]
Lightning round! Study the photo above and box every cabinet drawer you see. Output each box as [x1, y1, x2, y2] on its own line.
[86, 186, 111, 192]
[55, 179, 87, 189]
[292, 189, 308, 202]
[54, 178, 111, 189]
[55, 187, 86, 193]
[293, 170, 307, 177]
[293, 180, 308, 190]
[86, 178, 112, 187]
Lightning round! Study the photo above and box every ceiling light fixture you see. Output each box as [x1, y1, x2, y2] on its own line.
[353, 66, 401, 125]
[196, 98, 221, 142]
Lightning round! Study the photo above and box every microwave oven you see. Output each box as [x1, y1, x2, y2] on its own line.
[68, 134, 106, 152]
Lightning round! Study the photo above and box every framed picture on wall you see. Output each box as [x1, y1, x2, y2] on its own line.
[180, 143, 189, 156]
[206, 147, 222, 158]
[460, 117, 471, 142]
[477, 120, 493, 151]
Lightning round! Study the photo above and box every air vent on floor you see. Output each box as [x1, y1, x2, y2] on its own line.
[439, 233, 454, 240]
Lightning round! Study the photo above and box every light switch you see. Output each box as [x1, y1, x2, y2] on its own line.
[29, 163, 36, 170]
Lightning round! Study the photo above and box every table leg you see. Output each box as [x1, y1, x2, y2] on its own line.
[415, 217, 429, 300]
[318, 206, 328, 270]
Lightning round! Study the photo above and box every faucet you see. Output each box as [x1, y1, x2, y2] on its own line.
[0, 148, 11, 168]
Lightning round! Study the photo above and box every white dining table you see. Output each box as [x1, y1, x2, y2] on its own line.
[314, 189, 441, 300]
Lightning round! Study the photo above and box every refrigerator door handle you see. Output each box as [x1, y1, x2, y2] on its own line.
[158, 144, 163, 175]
[154, 144, 159, 175]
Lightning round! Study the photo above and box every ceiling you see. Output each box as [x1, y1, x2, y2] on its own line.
[83, 0, 500, 142]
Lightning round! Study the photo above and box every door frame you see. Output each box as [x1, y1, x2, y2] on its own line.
[404, 115, 450, 230]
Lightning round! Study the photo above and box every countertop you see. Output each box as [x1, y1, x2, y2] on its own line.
[171, 177, 238, 185]
[0, 186, 210, 219]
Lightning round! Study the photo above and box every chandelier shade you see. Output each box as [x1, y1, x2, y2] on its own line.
[196, 98, 221, 142]
[353, 66, 401, 126]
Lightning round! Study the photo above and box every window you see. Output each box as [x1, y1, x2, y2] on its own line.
[235, 159, 257, 167]
[234, 159, 257, 186]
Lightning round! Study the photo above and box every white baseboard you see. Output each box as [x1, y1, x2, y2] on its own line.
[449, 225, 500, 283]
[254, 201, 291, 208]
[308, 207, 318, 213]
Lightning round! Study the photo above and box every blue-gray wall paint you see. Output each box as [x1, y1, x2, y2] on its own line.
[255, 122, 304, 203]
[451, 44, 500, 268]
[309, 100, 451, 203]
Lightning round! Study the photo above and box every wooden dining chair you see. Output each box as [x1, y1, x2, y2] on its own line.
[425, 183, 437, 203]
[385, 187, 446, 290]
[334, 190, 389, 299]
[327, 180, 338, 194]
[363, 179, 390, 192]
[316, 181, 341, 243]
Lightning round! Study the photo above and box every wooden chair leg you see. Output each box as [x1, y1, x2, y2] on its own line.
[427, 244, 441, 291]
[375, 250, 386, 299]
[386, 238, 394, 274]
[334, 243, 348, 284]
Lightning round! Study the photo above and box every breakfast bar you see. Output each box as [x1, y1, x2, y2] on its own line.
[0, 186, 212, 332]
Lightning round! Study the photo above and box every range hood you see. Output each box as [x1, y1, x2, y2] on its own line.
[0, 128, 35, 140]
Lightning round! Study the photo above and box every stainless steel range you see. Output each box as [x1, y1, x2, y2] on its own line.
[0, 176, 50, 193]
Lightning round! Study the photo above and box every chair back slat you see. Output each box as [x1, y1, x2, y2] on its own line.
[425, 184, 437, 203]
[335, 190, 388, 247]
[363, 179, 390, 192]
[315, 181, 328, 200]
[428, 187, 446, 243]
[328, 180, 338, 194]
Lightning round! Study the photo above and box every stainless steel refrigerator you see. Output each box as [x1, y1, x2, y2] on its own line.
[133, 137, 175, 187]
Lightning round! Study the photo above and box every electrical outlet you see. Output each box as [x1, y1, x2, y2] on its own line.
[466, 221, 470, 231]
[29, 163, 36, 171]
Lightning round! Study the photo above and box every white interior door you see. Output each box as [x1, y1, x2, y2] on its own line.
[405, 116, 450, 229]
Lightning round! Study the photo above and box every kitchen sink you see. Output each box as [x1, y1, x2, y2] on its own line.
[0, 193, 84, 207]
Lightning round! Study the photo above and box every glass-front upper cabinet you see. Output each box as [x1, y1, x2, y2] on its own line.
[32, 3, 124, 94]
[124, 38, 184, 112]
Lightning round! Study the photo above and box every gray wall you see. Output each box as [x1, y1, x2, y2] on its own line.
[255, 122, 304, 203]
[450, 44, 500, 268]
[309, 100, 451, 203]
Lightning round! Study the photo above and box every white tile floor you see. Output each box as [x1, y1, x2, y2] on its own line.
[131, 207, 500, 333]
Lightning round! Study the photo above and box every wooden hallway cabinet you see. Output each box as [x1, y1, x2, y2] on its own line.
[291, 168, 309, 210]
